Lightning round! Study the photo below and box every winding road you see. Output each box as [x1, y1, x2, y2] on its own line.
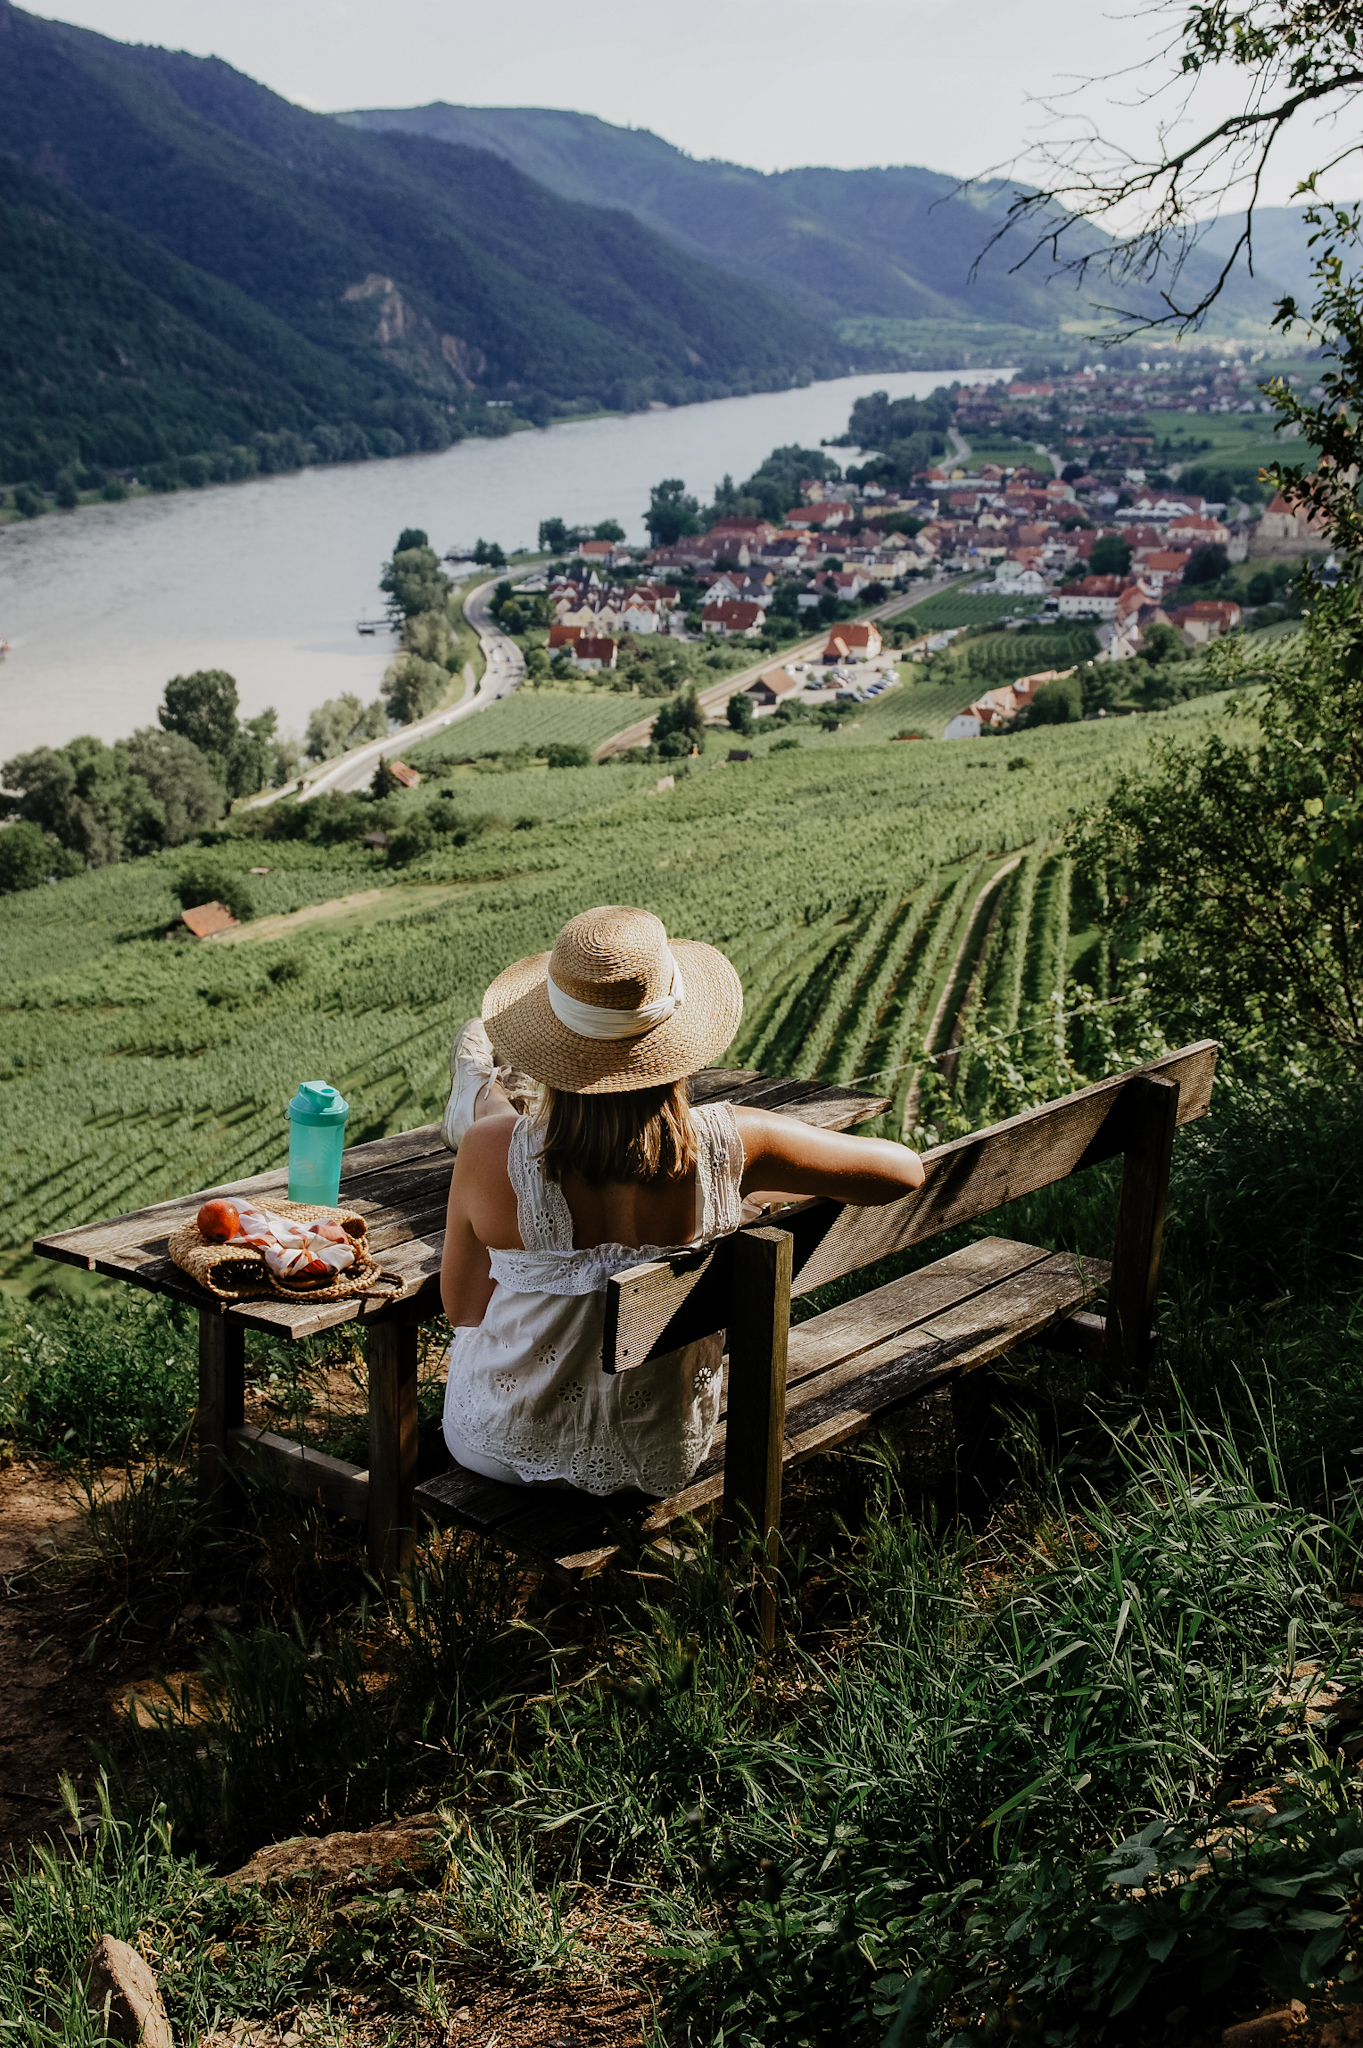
[257, 564, 957, 801]
[294, 578, 525, 800]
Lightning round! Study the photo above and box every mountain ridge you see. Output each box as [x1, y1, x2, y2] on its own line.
[337, 101, 1284, 333]
[0, 1, 846, 483]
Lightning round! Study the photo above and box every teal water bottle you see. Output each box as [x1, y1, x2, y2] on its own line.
[287, 1081, 350, 1205]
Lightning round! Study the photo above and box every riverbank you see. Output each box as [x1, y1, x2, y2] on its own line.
[0, 367, 1013, 758]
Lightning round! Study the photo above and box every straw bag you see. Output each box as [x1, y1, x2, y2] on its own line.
[168, 1200, 403, 1304]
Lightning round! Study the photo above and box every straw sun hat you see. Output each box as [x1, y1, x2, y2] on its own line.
[482, 906, 743, 1094]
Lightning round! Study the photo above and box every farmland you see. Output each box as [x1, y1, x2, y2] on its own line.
[0, 698, 1234, 1260]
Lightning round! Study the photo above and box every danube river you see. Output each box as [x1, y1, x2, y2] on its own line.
[0, 367, 1008, 755]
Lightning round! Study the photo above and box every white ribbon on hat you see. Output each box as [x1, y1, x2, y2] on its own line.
[546, 947, 686, 1040]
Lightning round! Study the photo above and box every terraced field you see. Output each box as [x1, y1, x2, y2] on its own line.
[0, 701, 1233, 1251]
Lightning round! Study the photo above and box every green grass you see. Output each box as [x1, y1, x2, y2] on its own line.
[406, 688, 640, 766]
[897, 591, 1045, 631]
[1145, 406, 1310, 476]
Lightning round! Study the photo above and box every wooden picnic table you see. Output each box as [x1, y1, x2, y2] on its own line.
[33, 1070, 890, 1579]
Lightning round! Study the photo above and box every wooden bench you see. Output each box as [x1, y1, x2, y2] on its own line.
[32, 1070, 885, 1582]
[415, 1042, 1218, 1637]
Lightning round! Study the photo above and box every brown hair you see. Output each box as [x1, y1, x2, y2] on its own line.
[538, 1078, 699, 1187]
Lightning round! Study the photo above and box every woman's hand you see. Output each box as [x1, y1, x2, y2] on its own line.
[733, 1107, 925, 1209]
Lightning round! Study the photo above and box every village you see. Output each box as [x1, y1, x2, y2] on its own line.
[493, 354, 1327, 737]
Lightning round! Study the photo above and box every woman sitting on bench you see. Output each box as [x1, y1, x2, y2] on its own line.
[439, 905, 924, 1498]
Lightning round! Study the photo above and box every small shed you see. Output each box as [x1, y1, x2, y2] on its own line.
[177, 901, 239, 939]
[387, 761, 421, 789]
[746, 666, 804, 709]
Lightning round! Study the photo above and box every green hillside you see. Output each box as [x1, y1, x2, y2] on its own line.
[0, 1, 843, 483]
[338, 103, 1283, 335]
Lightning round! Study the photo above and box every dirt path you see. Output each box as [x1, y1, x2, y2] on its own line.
[0, 1461, 117, 1862]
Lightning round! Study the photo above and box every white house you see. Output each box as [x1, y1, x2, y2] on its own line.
[944, 713, 982, 740]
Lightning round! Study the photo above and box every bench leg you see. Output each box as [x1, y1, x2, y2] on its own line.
[1103, 1073, 1180, 1391]
[198, 1311, 245, 1523]
[367, 1316, 420, 1583]
[721, 1225, 793, 1649]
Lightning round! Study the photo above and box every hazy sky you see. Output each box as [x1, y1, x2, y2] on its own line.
[23, 0, 1353, 203]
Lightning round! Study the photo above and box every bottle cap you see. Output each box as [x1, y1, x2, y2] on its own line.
[287, 1081, 350, 1126]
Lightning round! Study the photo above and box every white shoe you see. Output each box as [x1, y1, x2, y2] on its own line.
[442, 1018, 495, 1151]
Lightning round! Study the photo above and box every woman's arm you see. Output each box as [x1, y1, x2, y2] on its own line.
[733, 1106, 925, 1208]
[440, 1120, 517, 1326]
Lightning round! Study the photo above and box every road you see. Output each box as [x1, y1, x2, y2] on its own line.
[594, 573, 962, 756]
[293, 578, 525, 800]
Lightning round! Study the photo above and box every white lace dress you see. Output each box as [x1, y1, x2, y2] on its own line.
[442, 1103, 746, 1497]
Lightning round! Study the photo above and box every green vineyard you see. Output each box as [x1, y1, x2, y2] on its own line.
[0, 701, 1231, 1256]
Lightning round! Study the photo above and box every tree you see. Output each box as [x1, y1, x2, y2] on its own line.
[651, 689, 706, 757]
[306, 694, 387, 762]
[593, 519, 626, 542]
[1182, 543, 1230, 587]
[175, 861, 255, 923]
[727, 692, 757, 735]
[159, 670, 239, 761]
[1024, 675, 1083, 725]
[1069, 217, 1363, 1067]
[383, 653, 446, 725]
[996, 2, 1363, 328]
[1139, 622, 1186, 666]
[2, 736, 157, 866]
[224, 711, 282, 800]
[400, 609, 452, 663]
[380, 536, 451, 623]
[472, 538, 507, 568]
[645, 479, 702, 547]
[1088, 533, 1132, 577]
[119, 728, 227, 843]
[371, 756, 400, 799]
[538, 517, 569, 554]
[396, 528, 428, 552]
[539, 742, 593, 768]
[0, 820, 82, 890]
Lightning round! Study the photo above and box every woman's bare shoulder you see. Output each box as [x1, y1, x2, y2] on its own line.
[452, 1111, 518, 1181]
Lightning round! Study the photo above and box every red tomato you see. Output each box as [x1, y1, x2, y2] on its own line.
[197, 1200, 241, 1242]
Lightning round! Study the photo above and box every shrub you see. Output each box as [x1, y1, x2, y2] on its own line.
[538, 741, 592, 768]
[0, 820, 82, 890]
[175, 862, 255, 922]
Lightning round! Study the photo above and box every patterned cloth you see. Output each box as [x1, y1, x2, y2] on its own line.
[442, 1105, 745, 1496]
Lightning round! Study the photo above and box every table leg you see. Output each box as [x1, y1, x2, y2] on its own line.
[367, 1316, 420, 1582]
[198, 1311, 245, 1520]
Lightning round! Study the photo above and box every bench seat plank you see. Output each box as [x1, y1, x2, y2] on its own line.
[414, 1241, 1108, 1570]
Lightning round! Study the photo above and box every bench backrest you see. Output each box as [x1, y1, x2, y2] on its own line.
[603, 1040, 1217, 1373]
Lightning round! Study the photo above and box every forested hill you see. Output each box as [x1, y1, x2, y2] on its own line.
[338, 103, 1283, 332]
[0, 1, 843, 487]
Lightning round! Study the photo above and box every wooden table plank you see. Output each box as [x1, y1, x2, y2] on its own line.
[35, 1124, 453, 1268]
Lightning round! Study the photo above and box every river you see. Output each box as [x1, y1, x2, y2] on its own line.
[0, 367, 1008, 756]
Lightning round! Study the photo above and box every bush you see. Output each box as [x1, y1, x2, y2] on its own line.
[727, 693, 757, 735]
[0, 820, 82, 890]
[538, 742, 593, 768]
[1026, 674, 1083, 724]
[12, 483, 44, 517]
[175, 862, 255, 922]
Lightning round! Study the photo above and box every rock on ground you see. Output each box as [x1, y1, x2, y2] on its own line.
[223, 1813, 446, 1890]
[85, 1934, 173, 2048]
